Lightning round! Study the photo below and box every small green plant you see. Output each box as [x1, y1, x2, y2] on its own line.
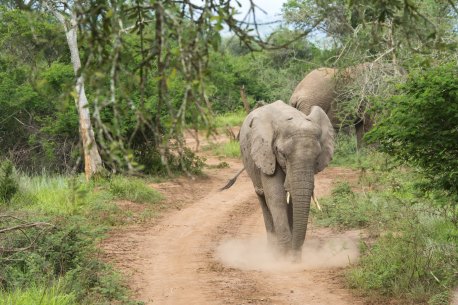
[0, 160, 19, 203]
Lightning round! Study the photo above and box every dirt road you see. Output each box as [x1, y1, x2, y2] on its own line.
[102, 155, 364, 305]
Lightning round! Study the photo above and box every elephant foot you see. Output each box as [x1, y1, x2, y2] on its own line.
[290, 250, 302, 263]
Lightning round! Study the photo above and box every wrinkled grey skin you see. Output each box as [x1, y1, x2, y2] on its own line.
[240, 101, 334, 262]
[289, 67, 373, 147]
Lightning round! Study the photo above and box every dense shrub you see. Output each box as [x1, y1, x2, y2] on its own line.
[367, 63, 458, 198]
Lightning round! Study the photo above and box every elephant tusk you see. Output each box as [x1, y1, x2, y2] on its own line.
[286, 192, 290, 204]
[312, 193, 322, 211]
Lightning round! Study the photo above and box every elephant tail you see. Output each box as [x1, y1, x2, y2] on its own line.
[219, 167, 245, 191]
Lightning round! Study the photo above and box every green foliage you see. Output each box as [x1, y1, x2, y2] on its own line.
[108, 176, 163, 204]
[330, 132, 390, 171]
[0, 160, 19, 203]
[283, 0, 457, 63]
[367, 63, 458, 197]
[313, 181, 401, 230]
[330, 133, 361, 167]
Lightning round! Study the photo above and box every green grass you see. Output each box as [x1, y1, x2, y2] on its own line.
[9, 175, 105, 215]
[329, 132, 390, 170]
[108, 175, 163, 204]
[214, 110, 246, 128]
[205, 140, 241, 158]
[0, 281, 76, 305]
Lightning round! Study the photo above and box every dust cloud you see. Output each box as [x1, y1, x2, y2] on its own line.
[215, 234, 360, 272]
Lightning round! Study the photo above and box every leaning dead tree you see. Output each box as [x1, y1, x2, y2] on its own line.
[44, 0, 103, 180]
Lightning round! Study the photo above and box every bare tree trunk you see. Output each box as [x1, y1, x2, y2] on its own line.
[46, 3, 103, 180]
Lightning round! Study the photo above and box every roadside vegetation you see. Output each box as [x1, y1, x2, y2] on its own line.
[314, 65, 458, 304]
[316, 146, 458, 304]
[0, 162, 162, 304]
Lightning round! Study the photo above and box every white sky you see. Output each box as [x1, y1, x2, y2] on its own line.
[234, 0, 287, 34]
[235, 0, 286, 19]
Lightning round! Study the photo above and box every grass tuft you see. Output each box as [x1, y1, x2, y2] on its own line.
[205, 141, 241, 158]
[214, 110, 246, 128]
[0, 281, 76, 305]
[10, 175, 108, 215]
[109, 175, 163, 204]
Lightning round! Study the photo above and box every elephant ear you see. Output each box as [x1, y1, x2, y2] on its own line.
[249, 115, 276, 175]
[307, 106, 334, 173]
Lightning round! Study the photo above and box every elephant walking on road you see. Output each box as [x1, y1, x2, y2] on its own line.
[239, 101, 334, 262]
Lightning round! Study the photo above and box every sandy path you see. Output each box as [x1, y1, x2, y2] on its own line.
[102, 152, 364, 305]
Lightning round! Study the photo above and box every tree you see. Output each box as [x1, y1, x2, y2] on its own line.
[43, 1, 102, 180]
[282, 0, 458, 66]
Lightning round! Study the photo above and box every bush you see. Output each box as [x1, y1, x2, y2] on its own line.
[0, 215, 131, 304]
[366, 63, 458, 197]
[137, 144, 205, 176]
[313, 181, 401, 231]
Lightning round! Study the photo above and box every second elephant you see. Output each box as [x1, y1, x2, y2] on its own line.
[289, 65, 381, 147]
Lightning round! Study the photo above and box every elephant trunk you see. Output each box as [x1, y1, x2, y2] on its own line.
[289, 164, 314, 262]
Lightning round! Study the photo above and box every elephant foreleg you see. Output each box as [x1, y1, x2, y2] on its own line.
[257, 194, 275, 246]
[260, 172, 292, 253]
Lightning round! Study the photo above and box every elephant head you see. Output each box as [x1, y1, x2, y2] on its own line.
[243, 101, 334, 260]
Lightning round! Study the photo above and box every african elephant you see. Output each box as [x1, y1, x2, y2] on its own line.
[239, 100, 334, 262]
[289, 63, 391, 147]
